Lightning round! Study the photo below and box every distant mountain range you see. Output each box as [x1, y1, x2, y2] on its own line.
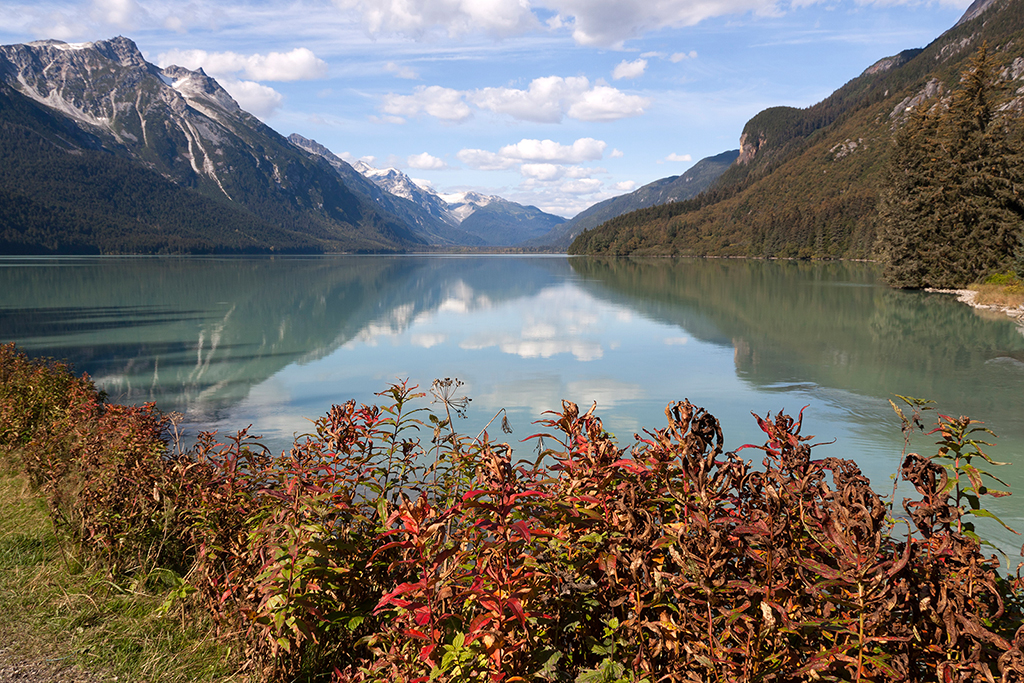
[569, 0, 1024, 258]
[292, 136, 566, 247]
[0, 37, 564, 254]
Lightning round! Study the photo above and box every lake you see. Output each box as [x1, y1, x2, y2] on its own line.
[3, 254, 1023, 560]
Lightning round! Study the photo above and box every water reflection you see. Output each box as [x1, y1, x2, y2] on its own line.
[3, 255, 1023, 554]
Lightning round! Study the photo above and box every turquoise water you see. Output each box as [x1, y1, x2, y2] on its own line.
[3, 254, 1023, 560]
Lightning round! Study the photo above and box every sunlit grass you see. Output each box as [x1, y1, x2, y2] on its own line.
[970, 273, 1024, 309]
[0, 468, 242, 683]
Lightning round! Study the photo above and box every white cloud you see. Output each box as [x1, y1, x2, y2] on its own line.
[671, 50, 699, 61]
[612, 58, 647, 80]
[384, 61, 420, 79]
[610, 148, 624, 158]
[613, 180, 637, 191]
[666, 152, 692, 161]
[567, 85, 649, 121]
[560, 178, 603, 194]
[157, 47, 328, 82]
[566, 165, 603, 178]
[378, 75, 647, 125]
[500, 137, 606, 163]
[407, 152, 448, 169]
[336, 0, 540, 38]
[457, 148, 518, 170]
[471, 75, 647, 123]
[521, 163, 564, 180]
[547, 0, 781, 47]
[459, 137, 607, 171]
[381, 85, 472, 122]
[336, 0, 784, 47]
[218, 78, 285, 117]
[91, 0, 144, 28]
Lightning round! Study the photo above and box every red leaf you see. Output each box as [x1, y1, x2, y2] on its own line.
[506, 597, 527, 626]
[414, 605, 432, 626]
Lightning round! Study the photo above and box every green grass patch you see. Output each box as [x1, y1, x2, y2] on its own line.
[0, 471, 241, 682]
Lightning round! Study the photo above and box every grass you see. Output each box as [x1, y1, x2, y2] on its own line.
[970, 273, 1024, 309]
[0, 462, 242, 683]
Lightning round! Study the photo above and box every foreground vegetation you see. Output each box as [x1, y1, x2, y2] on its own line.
[2, 342, 1024, 682]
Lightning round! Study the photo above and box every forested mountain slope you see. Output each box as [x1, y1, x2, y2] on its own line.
[569, 0, 1024, 259]
[531, 149, 738, 250]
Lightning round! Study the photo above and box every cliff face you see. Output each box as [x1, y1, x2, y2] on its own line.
[737, 133, 764, 165]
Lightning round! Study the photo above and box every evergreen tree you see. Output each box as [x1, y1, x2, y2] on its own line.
[879, 44, 1024, 288]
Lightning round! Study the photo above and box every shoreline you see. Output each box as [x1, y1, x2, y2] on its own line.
[925, 288, 1024, 327]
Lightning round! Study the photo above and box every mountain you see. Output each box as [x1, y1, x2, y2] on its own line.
[568, 0, 1024, 259]
[351, 159, 566, 246]
[456, 196, 567, 246]
[287, 134, 485, 246]
[353, 161, 459, 227]
[0, 37, 424, 254]
[529, 149, 739, 250]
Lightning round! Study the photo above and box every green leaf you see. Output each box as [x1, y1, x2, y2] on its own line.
[965, 507, 1019, 534]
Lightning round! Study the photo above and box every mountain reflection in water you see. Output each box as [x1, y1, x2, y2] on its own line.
[2, 255, 1023, 557]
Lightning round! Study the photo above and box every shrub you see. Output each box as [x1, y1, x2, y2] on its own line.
[2, 342, 1023, 682]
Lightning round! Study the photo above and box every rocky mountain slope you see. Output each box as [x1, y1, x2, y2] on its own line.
[569, 0, 1024, 259]
[289, 135, 566, 247]
[350, 158, 566, 246]
[287, 134, 485, 246]
[0, 37, 424, 254]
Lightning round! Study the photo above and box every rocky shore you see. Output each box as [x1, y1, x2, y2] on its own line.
[925, 288, 1024, 327]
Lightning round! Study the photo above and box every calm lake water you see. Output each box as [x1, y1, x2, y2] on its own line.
[3, 255, 1024, 559]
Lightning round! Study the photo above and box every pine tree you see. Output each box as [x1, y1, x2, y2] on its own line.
[879, 44, 1024, 288]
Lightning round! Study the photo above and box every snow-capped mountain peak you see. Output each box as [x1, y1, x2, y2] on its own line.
[353, 161, 460, 225]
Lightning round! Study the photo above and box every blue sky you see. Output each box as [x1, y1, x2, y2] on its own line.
[1, 0, 971, 216]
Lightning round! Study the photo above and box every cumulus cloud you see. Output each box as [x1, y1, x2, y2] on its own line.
[218, 78, 285, 117]
[613, 180, 637, 191]
[612, 58, 647, 80]
[336, 0, 540, 38]
[470, 75, 647, 123]
[548, 0, 781, 46]
[379, 75, 647, 124]
[384, 61, 420, 79]
[456, 148, 518, 170]
[560, 178, 603, 194]
[380, 85, 472, 122]
[666, 152, 692, 161]
[520, 163, 564, 180]
[337, 0, 784, 47]
[157, 47, 328, 81]
[500, 137, 606, 163]
[407, 152, 448, 169]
